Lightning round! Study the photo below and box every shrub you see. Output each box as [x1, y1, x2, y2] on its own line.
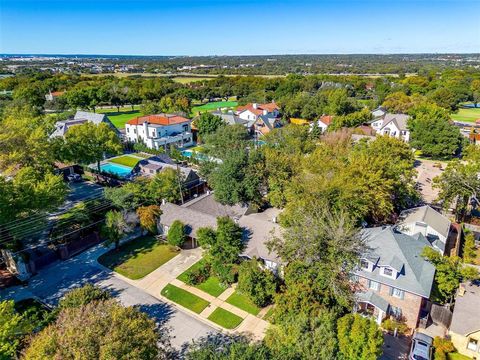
[237, 260, 277, 307]
[381, 317, 409, 335]
[184, 263, 211, 286]
[463, 231, 477, 264]
[167, 220, 187, 247]
[58, 284, 111, 310]
[433, 337, 455, 360]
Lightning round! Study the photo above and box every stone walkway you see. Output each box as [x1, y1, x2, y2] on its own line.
[107, 249, 270, 340]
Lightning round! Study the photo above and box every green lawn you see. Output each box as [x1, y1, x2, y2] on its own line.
[98, 236, 179, 279]
[451, 106, 480, 123]
[161, 284, 210, 314]
[98, 108, 143, 129]
[207, 307, 243, 329]
[447, 352, 471, 360]
[177, 260, 227, 297]
[108, 155, 141, 168]
[191, 101, 238, 115]
[225, 291, 261, 316]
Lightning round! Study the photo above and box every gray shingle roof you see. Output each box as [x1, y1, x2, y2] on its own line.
[450, 280, 480, 336]
[356, 290, 390, 312]
[398, 205, 451, 241]
[159, 203, 217, 238]
[354, 226, 436, 298]
[211, 111, 249, 126]
[183, 193, 248, 219]
[379, 113, 410, 132]
[50, 111, 119, 138]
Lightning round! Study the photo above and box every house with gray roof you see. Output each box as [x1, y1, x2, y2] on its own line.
[211, 110, 252, 128]
[449, 280, 480, 358]
[353, 226, 435, 330]
[396, 205, 452, 255]
[370, 110, 410, 142]
[50, 110, 120, 138]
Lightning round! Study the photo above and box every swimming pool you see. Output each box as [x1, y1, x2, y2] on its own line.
[100, 163, 133, 178]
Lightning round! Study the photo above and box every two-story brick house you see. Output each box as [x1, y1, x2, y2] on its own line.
[353, 226, 436, 331]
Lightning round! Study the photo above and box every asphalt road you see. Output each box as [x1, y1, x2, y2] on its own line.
[0, 245, 215, 350]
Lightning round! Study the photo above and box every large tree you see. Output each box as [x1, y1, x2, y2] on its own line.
[148, 168, 183, 203]
[0, 300, 28, 359]
[23, 300, 166, 360]
[62, 122, 122, 171]
[408, 104, 464, 159]
[102, 210, 132, 250]
[194, 113, 225, 141]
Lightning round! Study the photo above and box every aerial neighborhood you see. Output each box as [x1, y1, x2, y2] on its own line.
[1, 51, 480, 360]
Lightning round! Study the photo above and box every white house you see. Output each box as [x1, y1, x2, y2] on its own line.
[311, 115, 334, 133]
[396, 205, 452, 255]
[236, 102, 280, 122]
[371, 112, 410, 142]
[125, 114, 193, 150]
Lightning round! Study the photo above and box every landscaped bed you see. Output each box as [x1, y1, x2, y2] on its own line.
[225, 291, 261, 316]
[98, 236, 179, 279]
[108, 155, 141, 168]
[161, 284, 210, 314]
[207, 307, 243, 329]
[177, 259, 227, 297]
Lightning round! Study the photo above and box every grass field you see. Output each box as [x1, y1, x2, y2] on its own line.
[191, 101, 238, 115]
[161, 284, 210, 314]
[108, 155, 141, 167]
[447, 353, 471, 360]
[451, 106, 480, 123]
[98, 108, 142, 129]
[172, 76, 214, 84]
[207, 308, 243, 329]
[98, 236, 179, 279]
[225, 291, 261, 316]
[177, 260, 227, 297]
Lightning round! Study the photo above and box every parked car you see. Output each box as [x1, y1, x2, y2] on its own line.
[409, 332, 433, 360]
[67, 173, 82, 182]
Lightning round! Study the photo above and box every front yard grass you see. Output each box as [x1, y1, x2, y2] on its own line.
[447, 353, 471, 360]
[108, 155, 141, 168]
[161, 284, 210, 314]
[207, 307, 243, 329]
[177, 259, 227, 297]
[225, 291, 261, 316]
[98, 236, 179, 279]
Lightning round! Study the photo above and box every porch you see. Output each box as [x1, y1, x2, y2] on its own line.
[355, 290, 389, 325]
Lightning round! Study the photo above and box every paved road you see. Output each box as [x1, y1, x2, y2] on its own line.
[0, 245, 215, 350]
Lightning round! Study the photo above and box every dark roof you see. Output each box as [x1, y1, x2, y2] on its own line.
[183, 193, 248, 219]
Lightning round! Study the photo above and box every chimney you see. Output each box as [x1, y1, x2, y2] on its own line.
[263, 109, 268, 116]
[143, 121, 149, 138]
[252, 103, 258, 109]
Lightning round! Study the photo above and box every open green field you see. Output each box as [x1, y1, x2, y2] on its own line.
[225, 291, 261, 316]
[98, 107, 142, 129]
[207, 308, 243, 329]
[108, 155, 141, 168]
[98, 236, 179, 279]
[172, 76, 215, 84]
[177, 259, 227, 297]
[161, 284, 210, 314]
[451, 106, 480, 123]
[191, 101, 238, 115]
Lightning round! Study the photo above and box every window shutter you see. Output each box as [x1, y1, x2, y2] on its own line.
[389, 287, 394, 296]
[400, 290, 405, 300]
[367, 279, 371, 288]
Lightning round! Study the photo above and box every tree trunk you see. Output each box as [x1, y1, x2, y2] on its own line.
[97, 160, 101, 173]
[117, 105, 120, 112]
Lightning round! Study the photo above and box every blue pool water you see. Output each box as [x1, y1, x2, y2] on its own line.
[100, 163, 133, 177]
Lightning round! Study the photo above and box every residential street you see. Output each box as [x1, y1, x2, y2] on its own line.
[0, 245, 216, 350]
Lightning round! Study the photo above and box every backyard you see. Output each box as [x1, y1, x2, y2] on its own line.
[108, 154, 142, 168]
[98, 235, 180, 279]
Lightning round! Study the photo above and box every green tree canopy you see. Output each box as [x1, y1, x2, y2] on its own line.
[237, 260, 277, 307]
[195, 113, 226, 141]
[167, 220, 187, 247]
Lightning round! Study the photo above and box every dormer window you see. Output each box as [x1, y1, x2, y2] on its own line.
[360, 259, 370, 270]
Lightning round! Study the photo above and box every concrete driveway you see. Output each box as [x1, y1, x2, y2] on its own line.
[0, 245, 215, 350]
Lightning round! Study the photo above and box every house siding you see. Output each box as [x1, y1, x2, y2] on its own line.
[358, 276, 423, 330]
[450, 330, 480, 359]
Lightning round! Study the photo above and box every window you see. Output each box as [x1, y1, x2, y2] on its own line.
[390, 287, 405, 299]
[467, 338, 478, 351]
[351, 274, 359, 283]
[389, 306, 402, 319]
[361, 259, 370, 270]
[383, 267, 393, 276]
[368, 280, 380, 291]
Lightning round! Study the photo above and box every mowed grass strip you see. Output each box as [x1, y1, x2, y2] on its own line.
[98, 108, 143, 129]
[207, 307, 243, 329]
[98, 236, 179, 279]
[161, 284, 210, 314]
[450, 106, 480, 123]
[225, 291, 261, 316]
[108, 155, 141, 167]
[177, 259, 227, 297]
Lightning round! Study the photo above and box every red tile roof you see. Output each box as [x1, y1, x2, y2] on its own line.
[51, 91, 65, 96]
[236, 102, 279, 114]
[318, 115, 333, 125]
[127, 114, 190, 126]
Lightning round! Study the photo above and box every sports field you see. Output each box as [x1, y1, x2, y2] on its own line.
[191, 101, 238, 115]
[98, 107, 143, 129]
[450, 106, 480, 123]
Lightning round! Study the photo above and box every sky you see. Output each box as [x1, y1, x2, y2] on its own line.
[0, 0, 479, 55]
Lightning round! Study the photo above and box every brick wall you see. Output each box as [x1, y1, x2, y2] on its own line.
[358, 276, 423, 330]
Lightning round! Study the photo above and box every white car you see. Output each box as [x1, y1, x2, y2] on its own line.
[409, 332, 433, 360]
